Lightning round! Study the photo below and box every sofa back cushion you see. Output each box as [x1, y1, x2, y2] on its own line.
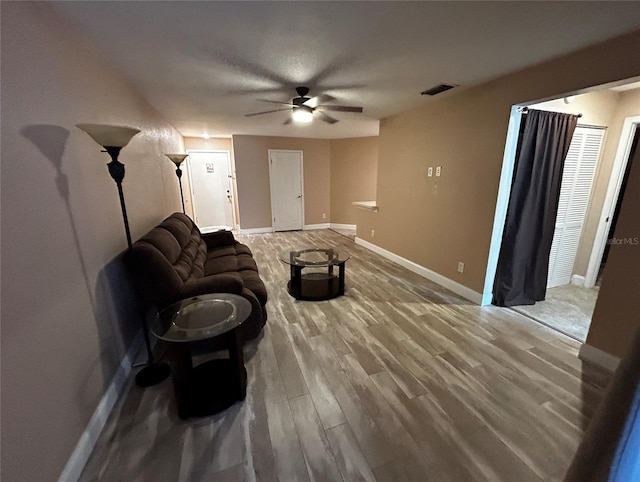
[128, 213, 207, 306]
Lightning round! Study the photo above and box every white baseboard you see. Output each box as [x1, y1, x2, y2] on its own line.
[571, 274, 586, 287]
[330, 223, 357, 230]
[579, 343, 620, 372]
[58, 333, 143, 481]
[303, 223, 330, 230]
[355, 237, 483, 304]
[238, 227, 274, 234]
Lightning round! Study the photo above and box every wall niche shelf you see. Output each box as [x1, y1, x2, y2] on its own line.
[352, 201, 378, 212]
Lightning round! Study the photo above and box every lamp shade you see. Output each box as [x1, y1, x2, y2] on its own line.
[292, 106, 313, 123]
[77, 123, 140, 148]
[165, 154, 189, 165]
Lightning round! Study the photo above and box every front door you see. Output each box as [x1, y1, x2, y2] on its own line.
[187, 151, 235, 231]
[269, 150, 303, 231]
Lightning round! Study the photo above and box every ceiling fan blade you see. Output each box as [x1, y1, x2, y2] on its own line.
[316, 111, 339, 124]
[304, 94, 335, 108]
[316, 105, 363, 113]
[257, 99, 292, 106]
[245, 108, 291, 117]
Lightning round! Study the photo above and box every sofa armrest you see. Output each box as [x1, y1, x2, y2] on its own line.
[201, 230, 236, 249]
[179, 273, 243, 299]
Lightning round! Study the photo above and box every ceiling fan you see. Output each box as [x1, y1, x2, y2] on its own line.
[244, 86, 363, 124]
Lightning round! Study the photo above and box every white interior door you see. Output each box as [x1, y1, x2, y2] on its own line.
[547, 126, 605, 288]
[187, 151, 235, 231]
[269, 150, 303, 231]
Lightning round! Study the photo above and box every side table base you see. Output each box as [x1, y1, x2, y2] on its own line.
[178, 359, 247, 419]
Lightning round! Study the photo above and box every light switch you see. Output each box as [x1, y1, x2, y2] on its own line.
[428, 167, 433, 177]
[436, 166, 442, 177]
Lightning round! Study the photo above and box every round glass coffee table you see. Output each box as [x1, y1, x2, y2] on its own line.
[151, 293, 252, 419]
[279, 247, 350, 301]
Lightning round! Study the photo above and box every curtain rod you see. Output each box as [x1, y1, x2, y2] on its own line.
[517, 106, 582, 118]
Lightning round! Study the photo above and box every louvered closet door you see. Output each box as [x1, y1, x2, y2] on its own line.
[547, 126, 605, 288]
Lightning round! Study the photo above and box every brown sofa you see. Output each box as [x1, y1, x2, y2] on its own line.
[126, 212, 267, 343]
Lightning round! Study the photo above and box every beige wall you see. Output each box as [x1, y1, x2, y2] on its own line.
[586, 130, 640, 358]
[532, 89, 640, 277]
[184, 137, 232, 151]
[533, 90, 620, 127]
[361, 30, 640, 298]
[1, 3, 184, 481]
[361, 30, 640, 359]
[232, 135, 331, 229]
[330, 137, 378, 225]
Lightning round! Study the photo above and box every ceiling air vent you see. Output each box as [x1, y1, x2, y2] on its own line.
[420, 84, 456, 96]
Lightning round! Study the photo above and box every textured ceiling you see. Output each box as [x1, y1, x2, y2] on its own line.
[52, 1, 640, 139]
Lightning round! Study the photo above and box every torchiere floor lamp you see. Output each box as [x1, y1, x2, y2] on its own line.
[77, 123, 171, 387]
[165, 154, 189, 214]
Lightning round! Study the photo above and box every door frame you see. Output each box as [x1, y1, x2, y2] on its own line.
[185, 149, 237, 231]
[584, 115, 640, 288]
[482, 106, 524, 305]
[268, 149, 304, 231]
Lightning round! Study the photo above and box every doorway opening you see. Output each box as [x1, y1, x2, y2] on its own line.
[186, 150, 237, 232]
[485, 79, 640, 342]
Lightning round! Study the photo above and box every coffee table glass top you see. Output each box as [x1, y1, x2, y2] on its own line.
[279, 247, 350, 267]
[151, 293, 252, 343]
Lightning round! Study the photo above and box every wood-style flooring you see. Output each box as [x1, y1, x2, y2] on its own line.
[80, 229, 611, 481]
[511, 285, 598, 342]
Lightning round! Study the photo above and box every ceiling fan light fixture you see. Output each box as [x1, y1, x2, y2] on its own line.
[292, 106, 313, 123]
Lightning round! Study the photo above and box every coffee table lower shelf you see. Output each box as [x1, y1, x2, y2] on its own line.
[287, 272, 342, 301]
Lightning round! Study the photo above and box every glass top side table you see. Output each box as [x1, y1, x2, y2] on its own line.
[152, 293, 252, 343]
[152, 293, 252, 419]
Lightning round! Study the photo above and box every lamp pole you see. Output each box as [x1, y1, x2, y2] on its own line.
[77, 124, 171, 388]
[104, 146, 133, 247]
[165, 154, 189, 214]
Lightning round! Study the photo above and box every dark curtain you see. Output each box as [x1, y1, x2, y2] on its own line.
[493, 109, 579, 306]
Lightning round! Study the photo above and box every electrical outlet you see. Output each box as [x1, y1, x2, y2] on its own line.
[457, 261, 464, 273]
[427, 167, 433, 177]
[322, 213, 326, 219]
[371, 229, 375, 238]
[436, 166, 442, 177]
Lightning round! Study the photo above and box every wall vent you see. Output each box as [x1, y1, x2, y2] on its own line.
[420, 84, 456, 96]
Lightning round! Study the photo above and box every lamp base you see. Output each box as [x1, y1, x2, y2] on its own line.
[135, 362, 171, 387]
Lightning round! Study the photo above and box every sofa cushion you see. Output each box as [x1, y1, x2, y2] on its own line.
[204, 243, 259, 275]
[206, 246, 237, 260]
[202, 230, 236, 249]
[238, 271, 268, 305]
[235, 244, 253, 256]
[237, 254, 259, 272]
[204, 255, 240, 275]
[159, 216, 194, 248]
